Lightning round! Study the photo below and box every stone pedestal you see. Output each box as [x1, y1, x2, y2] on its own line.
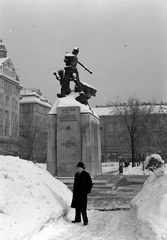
[47, 94, 102, 177]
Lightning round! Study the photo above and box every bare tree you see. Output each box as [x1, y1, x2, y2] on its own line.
[19, 114, 48, 163]
[115, 96, 155, 167]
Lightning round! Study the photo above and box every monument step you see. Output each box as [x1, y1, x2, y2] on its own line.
[57, 173, 123, 192]
[57, 177, 112, 185]
[62, 181, 109, 186]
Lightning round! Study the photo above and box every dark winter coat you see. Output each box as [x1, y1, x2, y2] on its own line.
[71, 170, 93, 210]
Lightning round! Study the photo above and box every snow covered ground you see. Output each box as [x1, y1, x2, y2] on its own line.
[0, 155, 167, 240]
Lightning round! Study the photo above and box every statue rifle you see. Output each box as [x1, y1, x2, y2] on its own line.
[77, 61, 93, 74]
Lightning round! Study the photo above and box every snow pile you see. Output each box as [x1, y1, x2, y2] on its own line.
[49, 92, 93, 114]
[102, 162, 119, 173]
[144, 154, 164, 169]
[0, 155, 72, 240]
[102, 161, 151, 175]
[123, 164, 151, 175]
[131, 164, 167, 240]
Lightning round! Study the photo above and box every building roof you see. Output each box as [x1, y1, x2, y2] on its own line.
[0, 57, 21, 84]
[92, 104, 167, 117]
[20, 90, 52, 108]
[92, 106, 116, 116]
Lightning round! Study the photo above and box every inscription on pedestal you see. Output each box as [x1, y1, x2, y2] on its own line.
[57, 107, 81, 176]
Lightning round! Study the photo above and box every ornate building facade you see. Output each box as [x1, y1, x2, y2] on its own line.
[0, 40, 22, 155]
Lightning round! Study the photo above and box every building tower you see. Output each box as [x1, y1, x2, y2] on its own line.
[0, 39, 7, 58]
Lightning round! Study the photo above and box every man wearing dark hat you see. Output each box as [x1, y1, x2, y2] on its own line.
[71, 162, 93, 225]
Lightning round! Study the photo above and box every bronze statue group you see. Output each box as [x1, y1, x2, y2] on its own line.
[53, 47, 96, 106]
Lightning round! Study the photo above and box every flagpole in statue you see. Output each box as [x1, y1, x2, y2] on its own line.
[77, 60, 93, 74]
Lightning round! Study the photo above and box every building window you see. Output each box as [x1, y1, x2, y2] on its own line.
[5, 95, 10, 106]
[1, 80, 4, 88]
[108, 136, 117, 147]
[5, 110, 9, 120]
[0, 109, 2, 122]
[0, 94, 3, 103]
[101, 136, 104, 147]
[15, 100, 17, 109]
[15, 114, 17, 123]
[12, 112, 15, 123]
[0, 124, 2, 134]
[36, 106, 39, 112]
[5, 125, 9, 136]
[108, 123, 115, 133]
[4, 110, 9, 136]
[12, 126, 15, 136]
[105, 153, 113, 162]
[12, 98, 15, 108]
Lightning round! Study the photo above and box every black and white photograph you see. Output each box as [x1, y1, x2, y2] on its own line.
[0, 0, 167, 239]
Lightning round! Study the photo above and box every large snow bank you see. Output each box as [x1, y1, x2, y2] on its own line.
[0, 155, 72, 240]
[131, 164, 167, 240]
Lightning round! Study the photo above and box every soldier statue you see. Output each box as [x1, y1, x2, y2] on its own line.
[53, 47, 96, 106]
[56, 47, 82, 98]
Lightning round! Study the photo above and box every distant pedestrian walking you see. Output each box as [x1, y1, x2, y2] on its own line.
[71, 162, 93, 226]
[119, 162, 123, 174]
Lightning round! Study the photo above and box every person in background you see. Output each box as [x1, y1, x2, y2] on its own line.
[71, 162, 93, 226]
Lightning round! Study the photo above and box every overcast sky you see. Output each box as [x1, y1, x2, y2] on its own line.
[1, 0, 167, 107]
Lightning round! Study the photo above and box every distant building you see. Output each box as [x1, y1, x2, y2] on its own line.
[19, 88, 52, 162]
[93, 103, 167, 162]
[0, 39, 22, 155]
[93, 106, 128, 162]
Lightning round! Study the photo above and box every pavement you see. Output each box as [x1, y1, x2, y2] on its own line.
[88, 172, 149, 210]
[58, 171, 149, 210]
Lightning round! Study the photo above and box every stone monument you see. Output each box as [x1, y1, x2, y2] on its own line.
[47, 48, 102, 177]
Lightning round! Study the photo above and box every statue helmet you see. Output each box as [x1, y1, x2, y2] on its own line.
[72, 47, 79, 54]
